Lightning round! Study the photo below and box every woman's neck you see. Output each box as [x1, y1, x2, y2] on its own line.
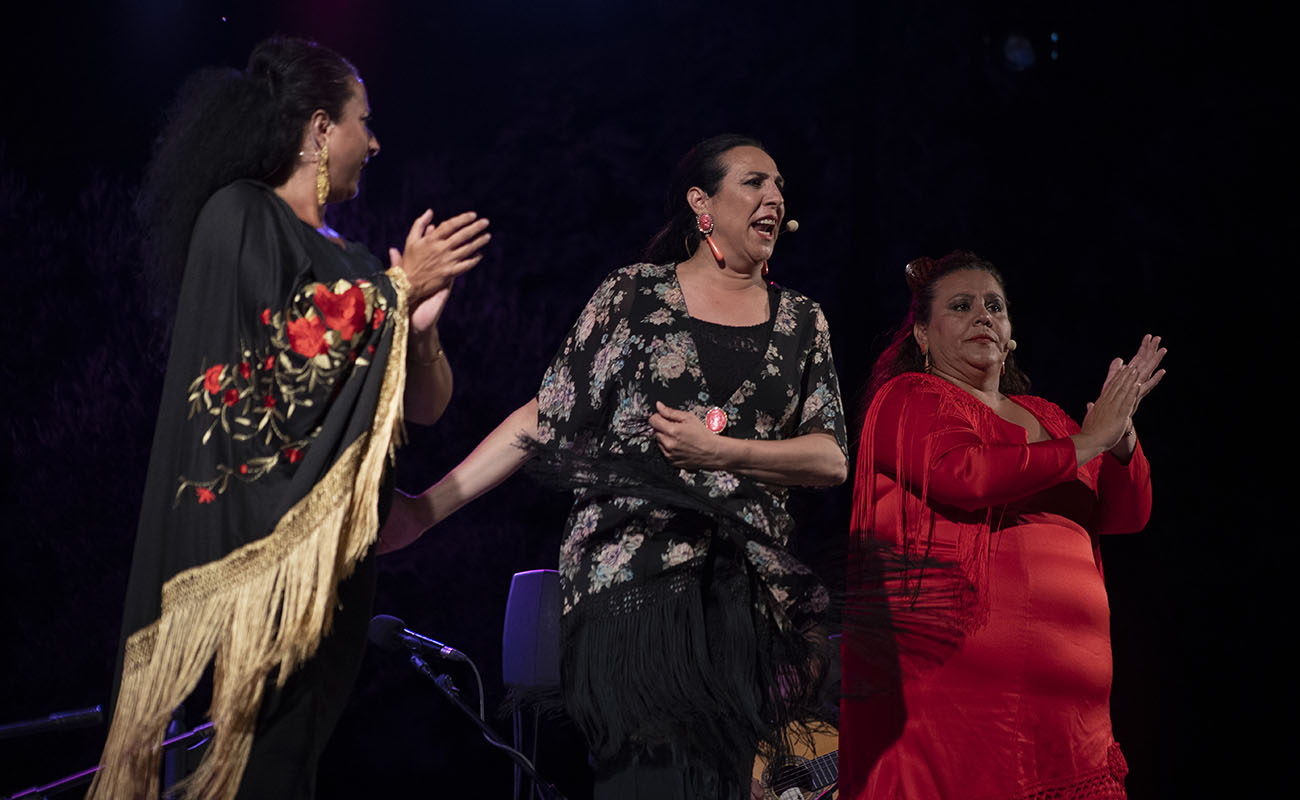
[930, 366, 1003, 407]
[676, 251, 768, 326]
[678, 247, 763, 287]
[273, 171, 324, 229]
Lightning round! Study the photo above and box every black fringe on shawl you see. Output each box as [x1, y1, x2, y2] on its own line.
[517, 436, 834, 784]
[839, 537, 972, 700]
[519, 433, 971, 712]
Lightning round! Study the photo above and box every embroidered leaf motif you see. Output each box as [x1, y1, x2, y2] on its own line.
[176, 276, 394, 506]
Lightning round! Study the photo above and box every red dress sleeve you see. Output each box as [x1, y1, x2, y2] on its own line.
[1015, 392, 1153, 535]
[1094, 439, 1152, 533]
[870, 376, 1077, 512]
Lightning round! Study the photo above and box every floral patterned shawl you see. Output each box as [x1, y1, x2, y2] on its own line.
[535, 263, 846, 630]
[526, 263, 846, 774]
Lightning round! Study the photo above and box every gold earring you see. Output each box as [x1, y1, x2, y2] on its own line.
[315, 144, 330, 206]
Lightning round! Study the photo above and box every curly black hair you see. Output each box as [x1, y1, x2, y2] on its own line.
[136, 37, 359, 313]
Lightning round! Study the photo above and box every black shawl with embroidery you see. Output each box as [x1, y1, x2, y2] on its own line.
[93, 181, 408, 800]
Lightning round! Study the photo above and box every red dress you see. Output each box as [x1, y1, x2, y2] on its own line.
[841, 373, 1150, 800]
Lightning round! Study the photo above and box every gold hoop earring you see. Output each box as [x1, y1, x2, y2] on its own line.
[316, 144, 330, 206]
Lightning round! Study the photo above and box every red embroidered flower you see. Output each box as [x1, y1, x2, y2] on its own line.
[264, 355, 276, 371]
[264, 394, 276, 408]
[223, 388, 239, 406]
[287, 314, 328, 357]
[372, 306, 386, 330]
[285, 447, 303, 464]
[239, 464, 248, 475]
[196, 487, 215, 504]
[315, 284, 366, 341]
[366, 345, 375, 355]
[239, 362, 251, 379]
[204, 365, 224, 393]
[261, 308, 272, 325]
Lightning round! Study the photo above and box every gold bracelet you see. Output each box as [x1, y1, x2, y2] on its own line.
[410, 344, 444, 366]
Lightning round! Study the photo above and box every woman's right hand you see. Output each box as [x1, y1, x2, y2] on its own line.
[378, 399, 541, 556]
[399, 210, 491, 302]
[1072, 359, 1141, 465]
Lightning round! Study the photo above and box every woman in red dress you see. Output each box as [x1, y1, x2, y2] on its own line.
[840, 251, 1166, 799]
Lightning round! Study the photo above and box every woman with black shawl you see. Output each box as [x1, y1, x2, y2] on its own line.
[93, 37, 489, 800]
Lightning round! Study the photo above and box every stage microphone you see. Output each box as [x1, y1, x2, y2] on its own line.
[369, 614, 468, 662]
[784, 219, 799, 233]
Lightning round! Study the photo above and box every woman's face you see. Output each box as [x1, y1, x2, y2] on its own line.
[325, 78, 379, 202]
[915, 269, 1012, 381]
[699, 146, 785, 267]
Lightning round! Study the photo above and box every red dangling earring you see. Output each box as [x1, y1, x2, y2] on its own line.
[697, 212, 725, 267]
[762, 261, 770, 278]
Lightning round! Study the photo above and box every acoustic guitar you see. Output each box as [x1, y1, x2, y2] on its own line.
[751, 722, 838, 800]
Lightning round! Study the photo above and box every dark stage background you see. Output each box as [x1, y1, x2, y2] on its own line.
[1, 1, 1284, 797]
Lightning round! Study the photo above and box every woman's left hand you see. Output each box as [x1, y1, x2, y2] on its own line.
[1092, 333, 1167, 463]
[1125, 333, 1167, 411]
[412, 284, 452, 334]
[397, 210, 490, 302]
[650, 401, 725, 470]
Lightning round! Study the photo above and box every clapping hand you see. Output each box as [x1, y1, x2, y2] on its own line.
[394, 209, 490, 304]
[1081, 334, 1167, 462]
[390, 266, 452, 334]
[1089, 334, 1167, 418]
[1121, 333, 1166, 411]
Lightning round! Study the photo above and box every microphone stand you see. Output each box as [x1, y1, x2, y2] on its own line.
[0, 706, 103, 741]
[408, 654, 567, 800]
[5, 721, 213, 799]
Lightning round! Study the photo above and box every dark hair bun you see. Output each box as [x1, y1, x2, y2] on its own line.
[904, 257, 936, 293]
[243, 51, 278, 99]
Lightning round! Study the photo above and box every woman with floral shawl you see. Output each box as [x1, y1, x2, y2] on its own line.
[382, 135, 847, 799]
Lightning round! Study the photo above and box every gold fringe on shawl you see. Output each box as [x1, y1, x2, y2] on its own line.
[90, 267, 410, 800]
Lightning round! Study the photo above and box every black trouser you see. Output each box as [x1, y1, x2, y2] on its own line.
[234, 553, 377, 800]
